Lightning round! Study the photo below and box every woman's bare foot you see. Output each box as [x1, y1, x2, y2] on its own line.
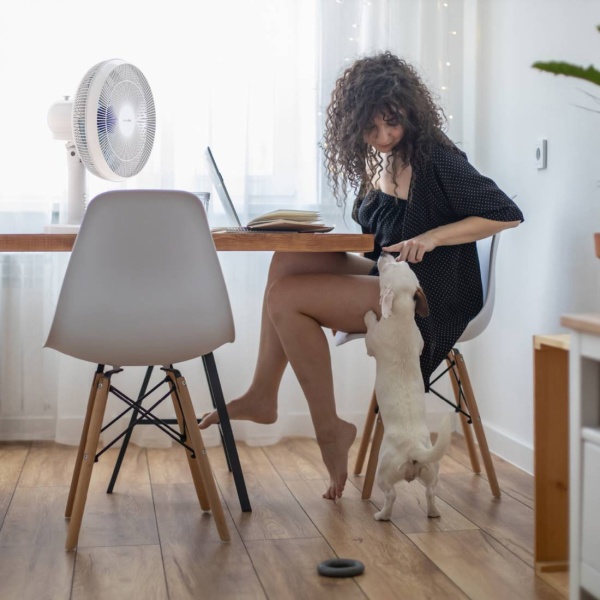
[198, 394, 278, 429]
[318, 420, 357, 500]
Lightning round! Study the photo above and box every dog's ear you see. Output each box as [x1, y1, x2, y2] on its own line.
[381, 287, 395, 319]
[414, 287, 429, 317]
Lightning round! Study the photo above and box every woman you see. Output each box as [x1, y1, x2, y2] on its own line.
[201, 52, 523, 500]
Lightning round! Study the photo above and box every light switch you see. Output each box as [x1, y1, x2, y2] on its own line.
[535, 139, 547, 170]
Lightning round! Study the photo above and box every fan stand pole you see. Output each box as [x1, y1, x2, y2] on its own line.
[66, 142, 86, 225]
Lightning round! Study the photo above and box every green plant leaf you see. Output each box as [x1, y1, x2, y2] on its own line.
[532, 61, 600, 87]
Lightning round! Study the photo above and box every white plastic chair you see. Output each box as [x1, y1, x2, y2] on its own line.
[45, 189, 243, 549]
[336, 234, 501, 499]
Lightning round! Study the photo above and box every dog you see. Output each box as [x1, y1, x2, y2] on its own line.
[364, 253, 452, 521]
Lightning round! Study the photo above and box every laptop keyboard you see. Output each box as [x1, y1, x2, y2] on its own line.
[211, 226, 259, 233]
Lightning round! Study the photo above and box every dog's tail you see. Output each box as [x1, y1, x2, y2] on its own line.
[408, 414, 453, 464]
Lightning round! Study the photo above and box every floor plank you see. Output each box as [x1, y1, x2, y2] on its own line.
[72, 545, 168, 600]
[77, 482, 159, 547]
[147, 444, 194, 485]
[0, 486, 70, 548]
[152, 482, 236, 545]
[362, 477, 480, 534]
[161, 539, 267, 600]
[0, 442, 30, 484]
[246, 538, 366, 600]
[0, 544, 75, 600]
[90, 444, 151, 489]
[0, 436, 556, 600]
[287, 478, 467, 599]
[448, 434, 534, 508]
[153, 483, 266, 598]
[408, 529, 564, 600]
[208, 445, 322, 541]
[0, 442, 30, 526]
[261, 437, 329, 481]
[436, 472, 535, 566]
[18, 441, 76, 487]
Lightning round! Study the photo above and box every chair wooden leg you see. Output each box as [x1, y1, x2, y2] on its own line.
[354, 390, 378, 476]
[446, 355, 481, 474]
[65, 373, 111, 551]
[361, 415, 384, 500]
[165, 372, 210, 512]
[65, 369, 103, 518]
[172, 372, 230, 542]
[452, 349, 501, 499]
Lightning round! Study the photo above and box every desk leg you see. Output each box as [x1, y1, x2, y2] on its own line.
[534, 344, 569, 572]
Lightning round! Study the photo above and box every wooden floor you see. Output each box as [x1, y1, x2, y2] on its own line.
[0, 434, 568, 600]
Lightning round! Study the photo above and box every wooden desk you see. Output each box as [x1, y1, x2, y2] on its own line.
[0, 232, 374, 253]
[533, 334, 570, 574]
[560, 314, 600, 599]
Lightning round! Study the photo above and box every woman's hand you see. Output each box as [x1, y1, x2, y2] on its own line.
[382, 232, 438, 263]
[382, 216, 522, 263]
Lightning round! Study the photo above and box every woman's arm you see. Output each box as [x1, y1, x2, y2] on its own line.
[382, 216, 520, 263]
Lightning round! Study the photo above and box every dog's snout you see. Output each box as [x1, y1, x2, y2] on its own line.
[377, 252, 399, 271]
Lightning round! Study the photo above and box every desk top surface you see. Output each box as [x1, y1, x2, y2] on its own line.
[561, 313, 600, 337]
[0, 232, 374, 253]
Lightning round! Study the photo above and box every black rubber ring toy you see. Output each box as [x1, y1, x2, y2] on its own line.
[317, 558, 365, 578]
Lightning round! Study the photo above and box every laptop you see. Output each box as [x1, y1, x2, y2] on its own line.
[204, 147, 333, 233]
[205, 146, 248, 230]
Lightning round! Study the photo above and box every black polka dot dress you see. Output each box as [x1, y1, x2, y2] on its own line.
[354, 143, 524, 390]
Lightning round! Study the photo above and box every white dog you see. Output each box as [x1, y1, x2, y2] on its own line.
[364, 254, 452, 521]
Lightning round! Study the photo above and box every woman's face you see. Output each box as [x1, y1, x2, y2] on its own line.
[363, 113, 404, 154]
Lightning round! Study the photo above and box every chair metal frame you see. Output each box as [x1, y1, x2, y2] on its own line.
[106, 359, 251, 513]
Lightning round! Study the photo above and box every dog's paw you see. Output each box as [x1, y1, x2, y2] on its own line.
[427, 508, 441, 518]
[364, 310, 378, 328]
[374, 510, 391, 521]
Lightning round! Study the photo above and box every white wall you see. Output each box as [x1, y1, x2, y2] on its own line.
[459, 0, 600, 473]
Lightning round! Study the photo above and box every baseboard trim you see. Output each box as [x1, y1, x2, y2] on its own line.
[0, 413, 534, 473]
[479, 422, 533, 474]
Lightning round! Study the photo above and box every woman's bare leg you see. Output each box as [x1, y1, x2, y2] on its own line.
[199, 251, 374, 429]
[267, 273, 381, 499]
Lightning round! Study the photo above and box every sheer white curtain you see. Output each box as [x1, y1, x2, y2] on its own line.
[0, 0, 464, 446]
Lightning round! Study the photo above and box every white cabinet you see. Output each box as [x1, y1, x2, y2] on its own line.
[581, 430, 600, 597]
[561, 314, 600, 600]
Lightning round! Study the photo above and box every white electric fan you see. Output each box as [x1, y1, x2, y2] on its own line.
[47, 59, 156, 225]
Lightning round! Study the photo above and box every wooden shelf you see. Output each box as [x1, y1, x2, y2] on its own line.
[533, 334, 570, 573]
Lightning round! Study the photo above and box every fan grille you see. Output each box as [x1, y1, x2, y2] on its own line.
[73, 61, 156, 179]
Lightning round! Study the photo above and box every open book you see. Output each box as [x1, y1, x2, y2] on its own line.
[246, 209, 334, 232]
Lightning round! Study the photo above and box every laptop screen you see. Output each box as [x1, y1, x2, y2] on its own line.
[204, 147, 243, 227]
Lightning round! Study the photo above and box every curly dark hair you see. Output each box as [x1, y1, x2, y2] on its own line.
[322, 52, 455, 205]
